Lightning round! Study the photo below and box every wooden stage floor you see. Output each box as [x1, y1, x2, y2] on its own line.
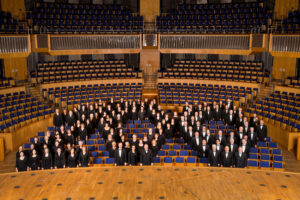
[0, 166, 300, 200]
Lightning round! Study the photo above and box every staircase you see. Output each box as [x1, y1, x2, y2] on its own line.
[142, 73, 158, 101]
[143, 73, 157, 90]
[25, 81, 44, 102]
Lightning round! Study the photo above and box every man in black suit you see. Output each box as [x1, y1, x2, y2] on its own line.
[186, 126, 194, 145]
[191, 131, 201, 151]
[140, 144, 153, 166]
[199, 139, 210, 158]
[181, 121, 189, 143]
[53, 109, 63, 127]
[241, 138, 250, 156]
[228, 138, 238, 153]
[205, 106, 214, 121]
[221, 146, 233, 167]
[208, 145, 220, 167]
[226, 98, 233, 110]
[225, 110, 235, 126]
[66, 110, 76, 127]
[249, 113, 259, 131]
[234, 147, 247, 168]
[248, 127, 258, 148]
[193, 120, 201, 133]
[114, 142, 127, 166]
[205, 130, 215, 147]
[257, 119, 267, 141]
[213, 104, 222, 121]
[236, 126, 245, 145]
[215, 130, 226, 146]
[222, 105, 229, 120]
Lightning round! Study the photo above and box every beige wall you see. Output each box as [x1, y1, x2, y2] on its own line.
[272, 56, 297, 80]
[4, 58, 28, 81]
[0, 0, 25, 20]
[274, 0, 299, 19]
[140, 49, 160, 74]
[140, 0, 160, 22]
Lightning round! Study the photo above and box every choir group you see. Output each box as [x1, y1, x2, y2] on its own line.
[16, 98, 268, 171]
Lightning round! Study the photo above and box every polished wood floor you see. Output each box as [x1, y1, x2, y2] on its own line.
[0, 166, 300, 200]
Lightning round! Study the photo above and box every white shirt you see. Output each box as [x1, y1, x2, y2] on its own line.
[119, 149, 122, 157]
[196, 138, 199, 145]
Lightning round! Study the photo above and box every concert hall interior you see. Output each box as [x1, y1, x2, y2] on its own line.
[0, 0, 300, 199]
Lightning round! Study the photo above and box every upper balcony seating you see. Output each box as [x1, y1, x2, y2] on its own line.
[286, 77, 300, 88]
[27, 2, 143, 34]
[0, 11, 26, 34]
[156, 2, 273, 33]
[32, 59, 142, 84]
[276, 11, 300, 33]
[158, 60, 268, 83]
[0, 91, 53, 132]
[248, 91, 300, 132]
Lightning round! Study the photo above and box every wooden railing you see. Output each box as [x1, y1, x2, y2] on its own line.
[0, 35, 31, 58]
[270, 34, 300, 57]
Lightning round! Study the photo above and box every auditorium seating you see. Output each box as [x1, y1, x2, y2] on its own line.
[248, 139, 284, 170]
[158, 82, 258, 105]
[157, 2, 273, 33]
[286, 77, 300, 88]
[0, 11, 26, 34]
[158, 60, 268, 83]
[0, 91, 53, 132]
[276, 11, 300, 33]
[27, 2, 143, 33]
[247, 91, 300, 132]
[33, 60, 142, 84]
[0, 78, 15, 89]
[42, 83, 143, 107]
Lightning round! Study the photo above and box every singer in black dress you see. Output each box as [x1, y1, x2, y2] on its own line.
[16, 152, 28, 172]
[42, 148, 53, 170]
[67, 148, 78, 168]
[127, 145, 138, 166]
[55, 148, 65, 169]
[79, 147, 90, 167]
[29, 149, 40, 170]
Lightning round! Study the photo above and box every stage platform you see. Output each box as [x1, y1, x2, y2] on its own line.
[1, 166, 300, 200]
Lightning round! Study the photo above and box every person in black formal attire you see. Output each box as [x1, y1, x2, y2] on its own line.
[234, 146, 247, 168]
[16, 151, 28, 172]
[228, 138, 238, 153]
[221, 146, 233, 167]
[29, 149, 40, 170]
[236, 113, 244, 128]
[53, 109, 63, 127]
[67, 148, 78, 168]
[140, 144, 153, 166]
[66, 110, 76, 127]
[214, 104, 222, 121]
[248, 127, 258, 148]
[108, 141, 117, 158]
[205, 106, 214, 121]
[16, 145, 24, 158]
[215, 130, 226, 146]
[225, 110, 235, 126]
[215, 139, 224, 153]
[62, 109, 68, 126]
[205, 129, 215, 147]
[257, 119, 267, 141]
[199, 139, 210, 158]
[226, 131, 237, 145]
[164, 123, 174, 139]
[208, 145, 220, 167]
[226, 98, 233, 110]
[114, 142, 127, 166]
[79, 146, 90, 167]
[128, 145, 138, 166]
[78, 123, 88, 142]
[55, 148, 65, 169]
[42, 148, 52, 170]
[222, 105, 229, 120]
[191, 131, 201, 151]
[236, 126, 245, 145]
[151, 139, 159, 157]
[65, 129, 74, 146]
[241, 138, 250, 156]
[186, 126, 194, 145]
[249, 113, 259, 131]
